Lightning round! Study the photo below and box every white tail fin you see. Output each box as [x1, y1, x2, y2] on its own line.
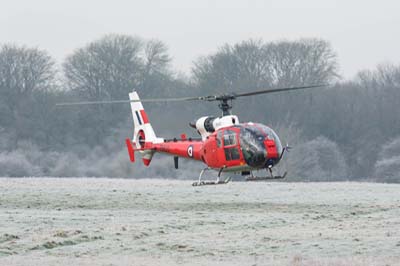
[129, 91, 163, 166]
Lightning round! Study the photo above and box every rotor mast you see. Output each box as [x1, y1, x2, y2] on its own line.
[218, 97, 234, 116]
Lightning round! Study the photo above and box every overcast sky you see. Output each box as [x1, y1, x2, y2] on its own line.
[1, 0, 399, 79]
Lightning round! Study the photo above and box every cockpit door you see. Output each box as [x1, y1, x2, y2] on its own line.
[221, 129, 241, 165]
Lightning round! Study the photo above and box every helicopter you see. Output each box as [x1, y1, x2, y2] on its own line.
[57, 85, 326, 186]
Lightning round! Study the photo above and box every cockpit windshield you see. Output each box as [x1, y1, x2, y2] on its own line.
[239, 126, 266, 167]
[237, 123, 283, 167]
[253, 123, 283, 155]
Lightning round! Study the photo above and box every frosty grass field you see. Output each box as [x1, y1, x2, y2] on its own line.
[0, 178, 400, 266]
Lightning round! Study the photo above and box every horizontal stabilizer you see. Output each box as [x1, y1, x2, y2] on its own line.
[125, 138, 135, 162]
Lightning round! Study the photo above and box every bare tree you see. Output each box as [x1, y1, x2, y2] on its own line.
[143, 40, 170, 78]
[192, 40, 271, 93]
[63, 34, 143, 100]
[140, 39, 172, 97]
[0, 44, 55, 149]
[266, 38, 339, 86]
[357, 63, 400, 88]
[63, 34, 175, 145]
[192, 38, 339, 94]
[63, 34, 144, 144]
[232, 39, 273, 89]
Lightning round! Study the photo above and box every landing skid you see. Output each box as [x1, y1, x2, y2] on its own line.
[192, 177, 231, 186]
[192, 167, 231, 186]
[245, 169, 287, 181]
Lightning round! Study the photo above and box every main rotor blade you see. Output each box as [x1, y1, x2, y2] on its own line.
[56, 84, 328, 106]
[233, 84, 328, 98]
[56, 96, 202, 106]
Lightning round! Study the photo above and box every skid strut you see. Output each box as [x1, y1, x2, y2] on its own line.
[192, 167, 231, 186]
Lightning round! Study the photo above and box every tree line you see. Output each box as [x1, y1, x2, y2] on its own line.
[0, 34, 399, 182]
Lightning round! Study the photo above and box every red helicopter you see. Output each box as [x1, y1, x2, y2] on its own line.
[58, 85, 325, 186]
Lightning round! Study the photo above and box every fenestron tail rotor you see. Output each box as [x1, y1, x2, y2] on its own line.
[56, 84, 328, 115]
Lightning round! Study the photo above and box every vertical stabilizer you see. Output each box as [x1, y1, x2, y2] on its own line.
[128, 91, 163, 166]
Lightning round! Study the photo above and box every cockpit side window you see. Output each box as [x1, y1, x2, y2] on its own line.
[223, 130, 237, 146]
[224, 147, 240, 160]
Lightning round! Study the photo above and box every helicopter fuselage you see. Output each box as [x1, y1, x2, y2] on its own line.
[129, 122, 283, 173]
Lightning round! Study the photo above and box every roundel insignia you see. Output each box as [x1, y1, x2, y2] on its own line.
[187, 145, 194, 158]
